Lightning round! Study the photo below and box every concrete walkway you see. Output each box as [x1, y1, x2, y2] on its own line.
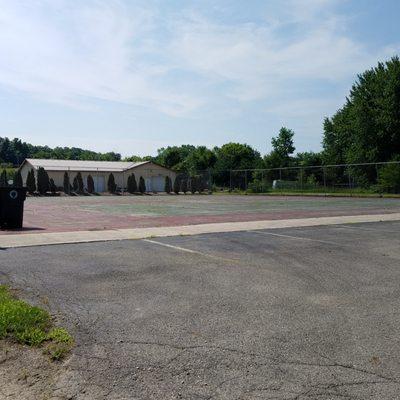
[1, 212, 400, 248]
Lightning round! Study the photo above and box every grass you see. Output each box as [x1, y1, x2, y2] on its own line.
[0, 285, 73, 360]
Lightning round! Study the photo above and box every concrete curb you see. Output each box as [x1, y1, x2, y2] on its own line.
[1, 212, 400, 248]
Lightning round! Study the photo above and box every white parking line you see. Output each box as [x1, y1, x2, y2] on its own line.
[249, 230, 341, 246]
[333, 224, 400, 234]
[142, 239, 201, 254]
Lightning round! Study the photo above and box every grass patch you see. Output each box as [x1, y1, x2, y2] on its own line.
[0, 285, 73, 360]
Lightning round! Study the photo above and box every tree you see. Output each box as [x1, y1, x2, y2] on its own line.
[72, 176, 79, 192]
[270, 127, 295, 166]
[107, 173, 117, 193]
[87, 175, 95, 194]
[76, 172, 84, 193]
[13, 170, 23, 187]
[139, 176, 146, 193]
[190, 177, 197, 194]
[323, 57, 400, 166]
[127, 173, 137, 193]
[37, 167, 49, 195]
[213, 143, 262, 186]
[164, 176, 171, 193]
[49, 178, 57, 193]
[181, 178, 188, 194]
[0, 170, 8, 187]
[173, 176, 180, 194]
[26, 169, 36, 193]
[63, 172, 70, 194]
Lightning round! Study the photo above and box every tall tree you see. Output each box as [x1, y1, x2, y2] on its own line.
[76, 172, 84, 193]
[13, 170, 23, 187]
[63, 172, 70, 194]
[87, 175, 95, 194]
[107, 173, 117, 193]
[270, 127, 295, 166]
[139, 176, 146, 193]
[26, 169, 36, 193]
[37, 167, 49, 195]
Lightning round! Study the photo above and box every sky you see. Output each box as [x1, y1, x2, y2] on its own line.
[0, 0, 399, 157]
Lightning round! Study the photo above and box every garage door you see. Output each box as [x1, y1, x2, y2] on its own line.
[151, 176, 165, 192]
[93, 176, 105, 193]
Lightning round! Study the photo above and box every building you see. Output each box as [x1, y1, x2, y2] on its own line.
[19, 159, 176, 193]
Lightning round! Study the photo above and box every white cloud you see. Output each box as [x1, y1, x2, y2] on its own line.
[0, 0, 397, 122]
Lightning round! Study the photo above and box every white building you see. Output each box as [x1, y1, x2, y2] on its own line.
[19, 159, 176, 193]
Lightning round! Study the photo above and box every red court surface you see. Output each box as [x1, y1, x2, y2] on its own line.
[2, 194, 400, 235]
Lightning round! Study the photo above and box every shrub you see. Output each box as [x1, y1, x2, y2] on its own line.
[108, 173, 117, 193]
[72, 176, 79, 192]
[139, 176, 146, 193]
[49, 178, 57, 194]
[127, 173, 137, 194]
[63, 172, 70, 194]
[190, 177, 197, 194]
[173, 176, 180, 194]
[13, 170, 23, 187]
[76, 172, 84, 193]
[377, 162, 400, 193]
[26, 169, 36, 194]
[87, 175, 95, 194]
[181, 178, 188, 194]
[0, 170, 8, 187]
[37, 167, 49, 195]
[164, 176, 171, 193]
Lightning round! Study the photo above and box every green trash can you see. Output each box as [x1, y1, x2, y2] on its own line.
[0, 187, 27, 229]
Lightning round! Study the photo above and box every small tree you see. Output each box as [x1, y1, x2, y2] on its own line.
[13, 170, 23, 187]
[37, 167, 49, 195]
[63, 172, 70, 194]
[76, 172, 84, 193]
[127, 173, 137, 194]
[72, 176, 79, 192]
[164, 176, 171, 193]
[87, 175, 95, 194]
[49, 178, 57, 194]
[0, 170, 8, 187]
[26, 169, 36, 194]
[108, 173, 117, 193]
[173, 176, 180, 194]
[139, 176, 146, 193]
[181, 178, 188, 194]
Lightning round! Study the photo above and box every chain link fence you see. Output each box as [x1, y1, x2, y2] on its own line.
[223, 161, 400, 195]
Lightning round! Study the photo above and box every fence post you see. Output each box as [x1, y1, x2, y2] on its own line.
[244, 170, 247, 192]
[323, 167, 327, 193]
[229, 170, 232, 192]
[300, 167, 303, 192]
[261, 169, 264, 193]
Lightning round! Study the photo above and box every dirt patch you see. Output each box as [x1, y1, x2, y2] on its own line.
[0, 341, 82, 400]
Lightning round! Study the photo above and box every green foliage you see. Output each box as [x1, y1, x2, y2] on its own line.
[139, 176, 146, 193]
[190, 177, 197, 194]
[13, 170, 23, 187]
[127, 173, 137, 193]
[87, 175, 95, 194]
[377, 161, 400, 193]
[0, 136, 121, 165]
[0, 285, 73, 359]
[271, 127, 295, 164]
[164, 176, 171, 193]
[323, 57, 400, 166]
[26, 169, 36, 193]
[0, 169, 8, 187]
[49, 178, 57, 193]
[181, 178, 188, 194]
[63, 172, 70, 194]
[37, 167, 49, 195]
[76, 172, 84, 193]
[72, 176, 78, 192]
[107, 173, 117, 193]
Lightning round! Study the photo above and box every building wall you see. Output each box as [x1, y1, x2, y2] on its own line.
[20, 161, 176, 193]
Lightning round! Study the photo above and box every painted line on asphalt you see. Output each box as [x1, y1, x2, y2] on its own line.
[142, 238, 240, 264]
[1, 212, 400, 248]
[248, 230, 342, 246]
[333, 224, 400, 234]
[142, 239, 200, 254]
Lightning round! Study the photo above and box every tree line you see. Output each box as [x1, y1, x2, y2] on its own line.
[1, 56, 399, 191]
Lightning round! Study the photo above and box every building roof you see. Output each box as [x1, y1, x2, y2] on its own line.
[23, 158, 151, 172]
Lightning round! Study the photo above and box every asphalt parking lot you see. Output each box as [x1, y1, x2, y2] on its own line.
[1, 220, 400, 399]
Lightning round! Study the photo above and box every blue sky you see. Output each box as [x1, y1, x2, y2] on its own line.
[0, 0, 399, 157]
